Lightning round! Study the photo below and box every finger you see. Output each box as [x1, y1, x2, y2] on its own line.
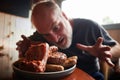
[76, 43, 90, 51]
[16, 40, 22, 45]
[21, 35, 29, 41]
[16, 47, 19, 50]
[105, 52, 112, 58]
[100, 46, 111, 51]
[19, 51, 24, 58]
[105, 58, 115, 67]
[99, 52, 112, 60]
[95, 37, 103, 47]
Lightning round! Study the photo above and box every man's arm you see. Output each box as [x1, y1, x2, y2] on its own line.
[29, 31, 47, 42]
[76, 37, 120, 67]
[110, 42, 120, 61]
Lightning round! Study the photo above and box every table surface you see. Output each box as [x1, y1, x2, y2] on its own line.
[61, 68, 95, 80]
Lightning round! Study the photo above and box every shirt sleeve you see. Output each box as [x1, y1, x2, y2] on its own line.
[92, 21, 117, 46]
[28, 31, 47, 42]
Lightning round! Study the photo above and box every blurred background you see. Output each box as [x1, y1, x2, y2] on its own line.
[0, 0, 119, 80]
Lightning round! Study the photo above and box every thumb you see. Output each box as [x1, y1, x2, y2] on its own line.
[76, 43, 90, 52]
[105, 58, 115, 67]
[21, 35, 30, 41]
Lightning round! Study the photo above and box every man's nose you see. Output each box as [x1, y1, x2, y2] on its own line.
[50, 33, 59, 43]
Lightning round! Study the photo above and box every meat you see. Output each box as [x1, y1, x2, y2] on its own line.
[49, 46, 58, 53]
[47, 52, 67, 65]
[15, 58, 46, 72]
[48, 46, 78, 69]
[25, 43, 49, 61]
[15, 43, 78, 72]
[16, 43, 49, 72]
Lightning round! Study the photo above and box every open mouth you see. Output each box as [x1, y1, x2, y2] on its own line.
[58, 37, 64, 45]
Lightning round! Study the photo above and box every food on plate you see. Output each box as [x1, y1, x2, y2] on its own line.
[47, 52, 67, 65]
[62, 56, 78, 68]
[48, 46, 78, 68]
[25, 43, 49, 61]
[14, 58, 46, 72]
[46, 64, 64, 72]
[49, 45, 58, 53]
[14, 43, 78, 72]
[15, 43, 49, 72]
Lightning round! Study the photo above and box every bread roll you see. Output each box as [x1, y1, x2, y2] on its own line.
[62, 56, 78, 68]
[46, 64, 64, 72]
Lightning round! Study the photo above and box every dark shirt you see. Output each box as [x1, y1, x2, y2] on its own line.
[29, 18, 116, 74]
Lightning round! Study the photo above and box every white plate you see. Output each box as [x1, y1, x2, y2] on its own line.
[12, 62, 76, 79]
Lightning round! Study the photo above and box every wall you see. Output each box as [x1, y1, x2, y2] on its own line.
[0, 12, 35, 79]
[107, 29, 120, 43]
[103, 23, 120, 43]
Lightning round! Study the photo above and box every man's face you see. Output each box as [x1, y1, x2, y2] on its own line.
[34, 9, 72, 49]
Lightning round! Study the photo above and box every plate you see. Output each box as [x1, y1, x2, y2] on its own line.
[12, 62, 76, 79]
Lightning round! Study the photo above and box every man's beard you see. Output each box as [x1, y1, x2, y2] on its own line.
[61, 36, 72, 49]
[54, 31, 72, 49]
[58, 22, 73, 49]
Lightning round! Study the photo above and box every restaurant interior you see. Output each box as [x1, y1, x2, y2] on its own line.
[0, 0, 120, 80]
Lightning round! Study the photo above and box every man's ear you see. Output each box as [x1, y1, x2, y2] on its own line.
[62, 12, 69, 20]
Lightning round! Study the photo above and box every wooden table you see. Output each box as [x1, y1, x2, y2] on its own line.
[61, 68, 95, 80]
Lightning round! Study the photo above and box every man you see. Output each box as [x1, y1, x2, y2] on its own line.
[16, 1, 120, 80]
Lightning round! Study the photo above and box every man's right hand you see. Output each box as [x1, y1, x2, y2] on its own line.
[16, 35, 31, 58]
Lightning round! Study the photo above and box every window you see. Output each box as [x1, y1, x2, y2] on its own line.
[62, 0, 120, 25]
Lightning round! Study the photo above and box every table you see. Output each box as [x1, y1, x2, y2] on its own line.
[61, 68, 95, 80]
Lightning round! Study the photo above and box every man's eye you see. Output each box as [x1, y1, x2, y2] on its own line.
[53, 26, 59, 32]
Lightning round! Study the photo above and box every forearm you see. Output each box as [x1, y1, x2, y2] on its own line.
[110, 42, 120, 61]
[28, 31, 47, 42]
[28, 31, 41, 41]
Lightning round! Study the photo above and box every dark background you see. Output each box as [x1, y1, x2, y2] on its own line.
[0, 0, 31, 18]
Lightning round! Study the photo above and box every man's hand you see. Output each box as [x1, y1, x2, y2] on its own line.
[76, 37, 115, 67]
[16, 35, 31, 58]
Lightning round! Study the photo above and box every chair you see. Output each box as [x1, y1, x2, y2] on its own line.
[100, 58, 120, 80]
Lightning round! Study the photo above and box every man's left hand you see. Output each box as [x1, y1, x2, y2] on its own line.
[76, 37, 115, 67]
